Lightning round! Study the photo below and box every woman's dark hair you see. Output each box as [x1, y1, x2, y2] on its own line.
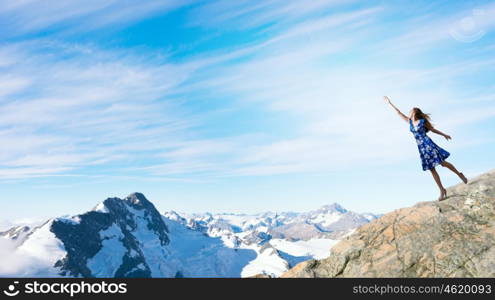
[413, 107, 432, 132]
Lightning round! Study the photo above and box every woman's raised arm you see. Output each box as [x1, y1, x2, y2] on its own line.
[425, 123, 452, 140]
[384, 96, 409, 122]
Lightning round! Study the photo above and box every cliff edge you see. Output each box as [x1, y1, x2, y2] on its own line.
[282, 169, 495, 277]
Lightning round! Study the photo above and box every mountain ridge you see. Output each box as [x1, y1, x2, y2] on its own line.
[1, 195, 377, 277]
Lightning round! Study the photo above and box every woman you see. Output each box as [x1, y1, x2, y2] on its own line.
[384, 96, 468, 201]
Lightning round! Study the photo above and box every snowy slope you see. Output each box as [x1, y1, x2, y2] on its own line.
[270, 238, 340, 260]
[161, 216, 255, 277]
[240, 245, 288, 277]
[0, 225, 32, 246]
[2, 193, 171, 277]
[2, 220, 68, 277]
[162, 203, 379, 277]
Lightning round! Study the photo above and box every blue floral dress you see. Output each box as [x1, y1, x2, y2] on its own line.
[409, 118, 450, 171]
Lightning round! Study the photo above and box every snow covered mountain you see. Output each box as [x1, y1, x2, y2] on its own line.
[163, 203, 380, 277]
[0, 193, 379, 278]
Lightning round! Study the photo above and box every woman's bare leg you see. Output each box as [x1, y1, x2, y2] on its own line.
[430, 167, 447, 200]
[440, 161, 468, 184]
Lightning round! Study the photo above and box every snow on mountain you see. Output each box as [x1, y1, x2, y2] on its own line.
[17, 220, 66, 263]
[1, 193, 170, 277]
[180, 202, 373, 241]
[361, 212, 382, 221]
[160, 202, 380, 277]
[270, 238, 340, 260]
[240, 244, 288, 278]
[1, 194, 378, 278]
[0, 225, 32, 246]
[86, 223, 128, 277]
[161, 215, 255, 277]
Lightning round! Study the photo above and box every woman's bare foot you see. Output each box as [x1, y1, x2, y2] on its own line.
[438, 188, 447, 201]
[460, 173, 468, 184]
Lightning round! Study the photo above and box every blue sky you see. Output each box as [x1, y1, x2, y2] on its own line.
[1, 0, 495, 226]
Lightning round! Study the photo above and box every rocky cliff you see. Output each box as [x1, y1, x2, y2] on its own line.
[282, 169, 495, 278]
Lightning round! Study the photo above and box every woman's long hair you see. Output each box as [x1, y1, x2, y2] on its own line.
[412, 107, 432, 132]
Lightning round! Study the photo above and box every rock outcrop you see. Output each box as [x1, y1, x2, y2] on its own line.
[282, 169, 495, 277]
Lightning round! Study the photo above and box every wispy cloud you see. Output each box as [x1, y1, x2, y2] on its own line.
[0, 40, 201, 179]
[188, 0, 356, 30]
[0, 0, 191, 36]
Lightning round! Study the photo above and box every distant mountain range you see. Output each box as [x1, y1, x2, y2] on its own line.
[0, 193, 380, 277]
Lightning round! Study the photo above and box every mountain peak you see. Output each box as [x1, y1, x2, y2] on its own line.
[124, 192, 150, 205]
[317, 203, 347, 214]
[49, 193, 170, 277]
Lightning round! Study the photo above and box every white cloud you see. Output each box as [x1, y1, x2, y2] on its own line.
[0, 40, 202, 179]
[0, 238, 46, 276]
[188, 0, 356, 30]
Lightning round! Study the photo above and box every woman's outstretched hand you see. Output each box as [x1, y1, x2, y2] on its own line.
[444, 134, 452, 141]
[384, 96, 408, 122]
